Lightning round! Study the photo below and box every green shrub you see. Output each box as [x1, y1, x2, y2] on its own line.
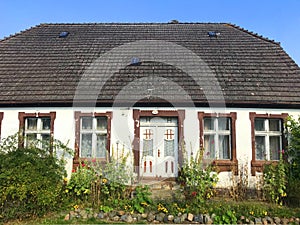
[178, 147, 218, 206]
[0, 134, 73, 221]
[263, 152, 287, 205]
[66, 146, 134, 208]
[285, 116, 300, 206]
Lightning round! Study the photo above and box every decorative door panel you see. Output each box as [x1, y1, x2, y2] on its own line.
[140, 117, 178, 178]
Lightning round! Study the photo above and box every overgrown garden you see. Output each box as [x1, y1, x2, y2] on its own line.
[1, 116, 300, 224]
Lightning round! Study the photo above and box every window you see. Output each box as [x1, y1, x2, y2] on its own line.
[80, 116, 107, 158]
[254, 118, 282, 160]
[198, 112, 237, 173]
[203, 117, 231, 160]
[250, 112, 288, 175]
[74, 111, 112, 168]
[18, 112, 56, 148]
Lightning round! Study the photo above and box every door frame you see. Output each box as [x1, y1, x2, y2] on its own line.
[132, 109, 185, 179]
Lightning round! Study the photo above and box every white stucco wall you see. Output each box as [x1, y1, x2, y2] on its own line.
[0, 107, 299, 187]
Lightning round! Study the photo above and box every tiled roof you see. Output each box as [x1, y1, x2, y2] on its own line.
[0, 23, 299, 107]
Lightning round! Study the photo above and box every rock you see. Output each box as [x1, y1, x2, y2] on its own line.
[274, 217, 281, 224]
[64, 214, 70, 221]
[255, 217, 262, 224]
[187, 213, 194, 222]
[141, 213, 148, 219]
[112, 215, 119, 221]
[117, 210, 125, 216]
[147, 212, 155, 222]
[120, 215, 127, 222]
[237, 220, 243, 224]
[266, 216, 273, 224]
[163, 215, 169, 223]
[194, 215, 201, 222]
[80, 210, 88, 219]
[282, 218, 289, 225]
[245, 218, 250, 223]
[181, 213, 187, 222]
[97, 212, 105, 219]
[122, 214, 133, 223]
[168, 214, 174, 221]
[249, 220, 255, 224]
[174, 216, 181, 224]
[262, 217, 268, 225]
[156, 212, 165, 222]
[69, 211, 76, 220]
[204, 214, 213, 224]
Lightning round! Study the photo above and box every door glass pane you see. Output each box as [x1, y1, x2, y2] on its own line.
[143, 139, 153, 156]
[41, 118, 51, 130]
[82, 117, 93, 130]
[96, 134, 107, 158]
[81, 133, 92, 157]
[204, 135, 215, 158]
[270, 136, 281, 160]
[204, 118, 214, 131]
[219, 135, 231, 159]
[269, 119, 280, 132]
[255, 136, 265, 160]
[164, 139, 174, 157]
[96, 117, 107, 131]
[218, 118, 230, 131]
[27, 118, 37, 130]
[255, 119, 265, 131]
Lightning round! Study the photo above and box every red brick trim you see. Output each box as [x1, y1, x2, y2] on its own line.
[249, 112, 288, 176]
[73, 111, 112, 169]
[198, 112, 238, 174]
[132, 110, 185, 178]
[18, 112, 56, 149]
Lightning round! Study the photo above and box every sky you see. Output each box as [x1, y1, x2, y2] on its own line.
[1, 0, 300, 66]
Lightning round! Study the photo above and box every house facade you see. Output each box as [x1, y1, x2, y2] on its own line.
[0, 23, 300, 188]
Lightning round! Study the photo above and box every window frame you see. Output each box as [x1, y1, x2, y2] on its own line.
[198, 112, 238, 174]
[74, 111, 112, 168]
[18, 112, 56, 149]
[249, 112, 288, 175]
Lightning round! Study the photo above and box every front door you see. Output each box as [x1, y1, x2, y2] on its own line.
[140, 117, 178, 178]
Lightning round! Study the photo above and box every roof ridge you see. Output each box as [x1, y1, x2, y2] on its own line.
[39, 22, 228, 25]
[227, 23, 280, 45]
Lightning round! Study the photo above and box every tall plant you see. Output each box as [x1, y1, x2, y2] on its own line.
[178, 145, 218, 205]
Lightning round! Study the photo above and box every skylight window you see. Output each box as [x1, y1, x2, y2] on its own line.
[59, 31, 69, 38]
[208, 31, 220, 37]
[130, 57, 141, 65]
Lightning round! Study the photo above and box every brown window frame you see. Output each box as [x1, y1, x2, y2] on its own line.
[73, 111, 112, 169]
[198, 112, 238, 174]
[249, 112, 288, 175]
[18, 112, 56, 149]
[0, 112, 3, 139]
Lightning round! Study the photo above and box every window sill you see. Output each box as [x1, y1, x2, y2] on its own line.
[212, 159, 238, 175]
[251, 160, 278, 176]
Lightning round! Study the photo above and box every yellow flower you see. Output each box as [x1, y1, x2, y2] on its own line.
[249, 211, 254, 215]
[65, 189, 69, 193]
[74, 205, 79, 210]
[102, 178, 108, 184]
[264, 211, 268, 216]
[63, 177, 68, 182]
